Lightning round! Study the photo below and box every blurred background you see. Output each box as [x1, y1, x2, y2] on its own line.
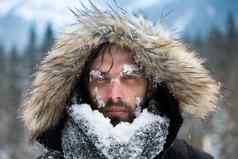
[0, 0, 237, 158]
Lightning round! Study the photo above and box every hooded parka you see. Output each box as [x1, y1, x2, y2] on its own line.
[20, 2, 220, 159]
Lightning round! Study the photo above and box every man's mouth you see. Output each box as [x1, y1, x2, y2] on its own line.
[105, 106, 129, 117]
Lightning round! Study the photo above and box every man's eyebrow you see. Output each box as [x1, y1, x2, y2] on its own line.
[90, 69, 109, 77]
[121, 64, 142, 75]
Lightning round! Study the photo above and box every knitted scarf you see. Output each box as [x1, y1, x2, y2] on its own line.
[62, 104, 170, 159]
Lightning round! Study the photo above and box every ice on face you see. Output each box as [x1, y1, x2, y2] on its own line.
[89, 70, 105, 81]
[93, 87, 106, 108]
[121, 64, 141, 77]
[134, 97, 143, 117]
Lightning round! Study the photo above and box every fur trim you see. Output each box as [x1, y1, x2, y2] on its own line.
[20, 2, 220, 140]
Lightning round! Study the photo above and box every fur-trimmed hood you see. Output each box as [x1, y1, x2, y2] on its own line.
[20, 3, 220, 140]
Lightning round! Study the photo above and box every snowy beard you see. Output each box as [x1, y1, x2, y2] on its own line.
[62, 104, 170, 159]
[99, 98, 135, 126]
[71, 89, 146, 126]
[89, 94, 146, 126]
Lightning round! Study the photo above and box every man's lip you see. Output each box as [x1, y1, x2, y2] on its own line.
[105, 106, 128, 113]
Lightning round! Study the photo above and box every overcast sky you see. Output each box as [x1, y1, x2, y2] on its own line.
[1, 0, 233, 52]
[0, 0, 183, 31]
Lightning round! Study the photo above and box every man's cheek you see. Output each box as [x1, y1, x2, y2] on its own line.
[90, 87, 106, 109]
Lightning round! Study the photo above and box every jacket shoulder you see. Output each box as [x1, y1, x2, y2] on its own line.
[36, 150, 64, 159]
[163, 139, 214, 159]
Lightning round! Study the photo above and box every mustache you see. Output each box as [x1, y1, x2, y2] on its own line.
[99, 98, 131, 111]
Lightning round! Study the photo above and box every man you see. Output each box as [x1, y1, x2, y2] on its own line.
[21, 2, 220, 159]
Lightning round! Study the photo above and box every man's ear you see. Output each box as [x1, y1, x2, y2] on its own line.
[145, 82, 182, 119]
[70, 91, 82, 105]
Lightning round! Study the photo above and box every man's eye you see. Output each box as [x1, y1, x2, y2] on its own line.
[91, 76, 104, 81]
[91, 76, 110, 84]
[90, 70, 108, 82]
[121, 74, 140, 81]
[97, 78, 105, 81]
[122, 75, 136, 79]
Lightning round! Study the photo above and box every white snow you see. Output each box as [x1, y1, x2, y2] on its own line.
[93, 87, 106, 108]
[70, 103, 168, 144]
[89, 70, 105, 82]
[67, 103, 170, 159]
[121, 64, 141, 77]
[134, 96, 143, 117]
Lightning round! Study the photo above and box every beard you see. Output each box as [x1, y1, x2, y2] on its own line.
[91, 98, 137, 126]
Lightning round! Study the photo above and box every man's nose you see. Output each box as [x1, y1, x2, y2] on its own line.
[109, 78, 123, 102]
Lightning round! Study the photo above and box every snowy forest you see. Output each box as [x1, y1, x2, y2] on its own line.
[0, 22, 55, 159]
[0, 11, 238, 159]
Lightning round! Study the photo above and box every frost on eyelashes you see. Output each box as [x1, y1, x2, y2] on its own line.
[89, 70, 105, 81]
[121, 64, 142, 77]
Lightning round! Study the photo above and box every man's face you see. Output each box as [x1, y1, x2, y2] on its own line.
[88, 46, 147, 125]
